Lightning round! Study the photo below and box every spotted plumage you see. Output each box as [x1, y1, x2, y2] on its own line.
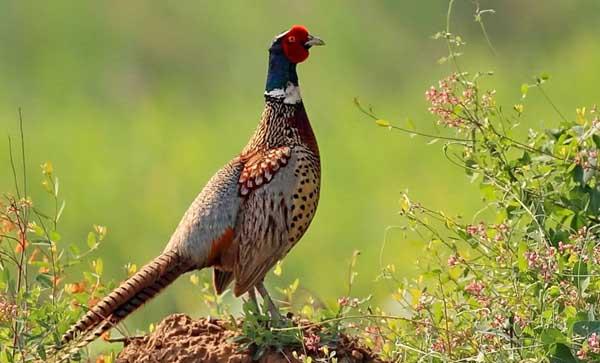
[225, 97, 321, 296]
[55, 25, 324, 359]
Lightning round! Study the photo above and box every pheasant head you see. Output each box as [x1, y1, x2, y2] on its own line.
[265, 25, 325, 103]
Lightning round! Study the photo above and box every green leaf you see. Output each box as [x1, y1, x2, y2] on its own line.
[431, 301, 443, 323]
[517, 241, 528, 272]
[540, 72, 551, 81]
[572, 165, 584, 185]
[94, 258, 104, 275]
[0, 268, 10, 288]
[375, 119, 390, 128]
[69, 244, 81, 256]
[465, 158, 478, 176]
[573, 320, 600, 337]
[54, 177, 60, 197]
[35, 273, 53, 288]
[56, 200, 66, 222]
[541, 328, 567, 345]
[593, 134, 600, 149]
[590, 187, 600, 213]
[87, 232, 97, 249]
[550, 343, 577, 363]
[32, 223, 45, 237]
[542, 309, 554, 320]
[547, 286, 560, 298]
[520, 83, 529, 98]
[479, 183, 495, 201]
[573, 261, 589, 291]
[563, 305, 577, 319]
[36, 343, 47, 360]
[49, 230, 61, 242]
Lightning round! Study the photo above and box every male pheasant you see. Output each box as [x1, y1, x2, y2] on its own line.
[58, 25, 324, 352]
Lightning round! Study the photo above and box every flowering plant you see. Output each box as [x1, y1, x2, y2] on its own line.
[353, 2, 600, 361]
[0, 120, 115, 362]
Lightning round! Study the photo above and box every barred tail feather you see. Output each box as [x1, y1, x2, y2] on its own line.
[213, 269, 234, 295]
[58, 250, 193, 350]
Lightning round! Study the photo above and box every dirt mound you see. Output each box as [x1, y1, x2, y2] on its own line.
[116, 314, 385, 363]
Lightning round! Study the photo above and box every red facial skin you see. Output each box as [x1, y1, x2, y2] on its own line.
[281, 25, 310, 64]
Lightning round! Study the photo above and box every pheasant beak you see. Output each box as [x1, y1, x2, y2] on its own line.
[304, 34, 325, 48]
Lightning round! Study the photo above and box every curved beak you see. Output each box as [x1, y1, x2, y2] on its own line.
[305, 34, 325, 47]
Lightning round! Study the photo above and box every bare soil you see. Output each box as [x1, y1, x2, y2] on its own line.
[116, 314, 385, 363]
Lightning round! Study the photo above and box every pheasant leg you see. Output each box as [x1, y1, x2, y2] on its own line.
[256, 281, 282, 321]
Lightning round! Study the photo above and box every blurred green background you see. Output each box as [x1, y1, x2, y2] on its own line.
[2, 0, 600, 332]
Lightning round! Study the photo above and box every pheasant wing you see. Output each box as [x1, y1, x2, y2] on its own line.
[231, 146, 311, 296]
[165, 160, 244, 266]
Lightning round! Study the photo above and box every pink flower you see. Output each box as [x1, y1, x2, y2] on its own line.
[524, 251, 538, 268]
[481, 90, 496, 107]
[466, 222, 488, 239]
[477, 296, 492, 309]
[337, 296, 349, 307]
[589, 333, 600, 353]
[466, 225, 478, 235]
[570, 226, 588, 241]
[524, 245, 558, 281]
[447, 255, 460, 267]
[558, 241, 572, 253]
[491, 314, 506, 329]
[304, 332, 321, 352]
[495, 223, 509, 233]
[424, 74, 472, 129]
[416, 293, 433, 311]
[337, 296, 359, 308]
[0, 297, 17, 323]
[431, 340, 446, 353]
[425, 87, 438, 102]
[559, 281, 579, 306]
[465, 281, 485, 296]
[462, 87, 475, 101]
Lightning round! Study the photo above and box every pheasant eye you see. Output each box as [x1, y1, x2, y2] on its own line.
[288, 36, 296, 43]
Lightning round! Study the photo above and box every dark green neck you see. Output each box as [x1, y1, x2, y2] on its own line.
[265, 43, 298, 94]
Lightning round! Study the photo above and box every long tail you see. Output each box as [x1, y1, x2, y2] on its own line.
[57, 249, 194, 354]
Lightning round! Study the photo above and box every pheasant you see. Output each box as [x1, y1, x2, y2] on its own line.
[57, 25, 324, 353]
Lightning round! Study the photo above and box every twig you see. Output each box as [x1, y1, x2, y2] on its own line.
[356, 100, 470, 142]
[438, 275, 452, 358]
[105, 335, 146, 344]
[18, 108, 27, 206]
[537, 84, 568, 123]
[7, 136, 21, 199]
[473, 1, 497, 55]
[271, 314, 424, 332]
